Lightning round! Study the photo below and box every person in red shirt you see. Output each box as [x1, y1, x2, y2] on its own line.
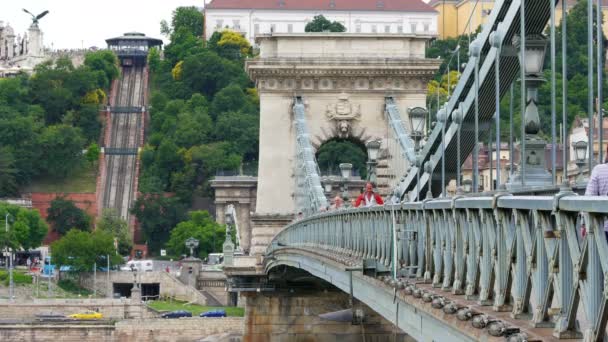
[354, 182, 384, 207]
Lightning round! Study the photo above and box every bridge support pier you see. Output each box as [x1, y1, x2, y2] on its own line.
[250, 214, 293, 257]
[242, 290, 411, 342]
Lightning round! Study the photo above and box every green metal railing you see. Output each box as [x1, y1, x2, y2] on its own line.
[267, 192, 608, 339]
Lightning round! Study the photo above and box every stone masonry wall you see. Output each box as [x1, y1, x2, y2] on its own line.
[0, 317, 244, 342]
[78, 271, 208, 305]
[243, 290, 411, 342]
[0, 298, 150, 320]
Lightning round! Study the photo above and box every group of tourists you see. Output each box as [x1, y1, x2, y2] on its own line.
[328, 182, 385, 210]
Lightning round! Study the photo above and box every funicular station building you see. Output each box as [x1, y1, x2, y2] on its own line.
[106, 32, 162, 67]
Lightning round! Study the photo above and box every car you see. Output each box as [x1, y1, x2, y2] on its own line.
[161, 310, 192, 319]
[68, 310, 103, 320]
[199, 310, 226, 318]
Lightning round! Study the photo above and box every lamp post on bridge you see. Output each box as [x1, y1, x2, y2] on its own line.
[339, 163, 352, 207]
[408, 107, 428, 201]
[223, 211, 235, 267]
[507, 33, 552, 189]
[572, 140, 588, 186]
[365, 140, 381, 186]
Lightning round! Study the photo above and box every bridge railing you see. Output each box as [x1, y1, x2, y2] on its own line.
[267, 192, 608, 339]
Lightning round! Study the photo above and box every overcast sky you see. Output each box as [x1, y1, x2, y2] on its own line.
[3, 0, 203, 49]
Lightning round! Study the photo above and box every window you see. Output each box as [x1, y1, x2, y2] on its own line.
[254, 24, 260, 34]
[356, 24, 362, 33]
[397, 25, 403, 33]
[410, 23, 417, 33]
[423, 23, 429, 32]
[233, 20, 241, 30]
[384, 25, 390, 33]
[288, 24, 293, 33]
[216, 20, 224, 29]
[371, 24, 377, 33]
[270, 24, 276, 33]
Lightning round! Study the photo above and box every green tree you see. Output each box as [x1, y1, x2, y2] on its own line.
[148, 47, 162, 74]
[51, 229, 122, 273]
[209, 30, 252, 61]
[96, 208, 133, 255]
[181, 51, 248, 98]
[166, 210, 226, 258]
[316, 139, 368, 178]
[83, 50, 119, 87]
[85, 142, 101, 166]
[38, 124, 85, 179]
[169, 7, 205, 38]
[305, 15, 346, 32]
[46, 198, 91, 235]
[210, 83, 255, 119]
[189, 142, 242, 185]
[0, 147, 18, 196]
[0, 203, 48, 250]
[174, 109, 213, 147]
[130, 195, 187, 254]
[214, 111, 259, 160]
[62, 104, 101, 143]
[426, 32, 473, 81]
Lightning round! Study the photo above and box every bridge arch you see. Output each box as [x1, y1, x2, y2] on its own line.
[264, 248, 477, 342]
[315, 137, 368, 178]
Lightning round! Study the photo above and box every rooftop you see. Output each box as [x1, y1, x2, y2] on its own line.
[105, 32, 163, 46]
[205, 0, 436, 12]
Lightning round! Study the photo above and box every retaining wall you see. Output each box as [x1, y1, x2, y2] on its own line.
[0, 317, 244, 342]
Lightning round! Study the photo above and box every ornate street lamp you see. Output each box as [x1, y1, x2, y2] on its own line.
[408, 107, 429, 201]
[507, 33, 552, 189]
[339, 163, 352, 207]
[463, 179, 473, 193]
[323, 179, 333, 196]
[185, 237, 199, 258]
[572, 140, 588, 184]
[223, 210, 235, 266]
[408, 107, 427, 151]
[366, 140, 381, 185]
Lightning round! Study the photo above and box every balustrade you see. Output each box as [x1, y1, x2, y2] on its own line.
[268, 193, 608, 338]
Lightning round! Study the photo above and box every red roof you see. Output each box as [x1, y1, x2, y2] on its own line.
[205, 0, 436, 12]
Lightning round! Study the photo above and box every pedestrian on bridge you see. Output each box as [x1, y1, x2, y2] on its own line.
[584, 144, 608, 239]
[354, 182, 384, 207]
[332, 195, 344, 210]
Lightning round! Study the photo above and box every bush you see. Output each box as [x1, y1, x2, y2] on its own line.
[57, 279, 92, 296]
[0, 270, 33, 285]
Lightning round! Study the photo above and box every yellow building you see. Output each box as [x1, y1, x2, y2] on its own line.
[430, 0, 608, 40]
[429, 0, 495, 39]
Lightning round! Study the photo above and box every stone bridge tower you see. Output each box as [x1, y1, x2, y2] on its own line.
[246, 33, 440, 255]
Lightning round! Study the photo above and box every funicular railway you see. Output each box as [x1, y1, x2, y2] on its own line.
[100, 33, 161, 221]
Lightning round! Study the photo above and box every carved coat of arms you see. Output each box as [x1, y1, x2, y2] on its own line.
[325, 93, 361, 137]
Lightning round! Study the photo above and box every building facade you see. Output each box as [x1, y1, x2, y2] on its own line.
[428, 0, 495, 39]
[203, 0, 438, 44]
[429, 0, 608, 40]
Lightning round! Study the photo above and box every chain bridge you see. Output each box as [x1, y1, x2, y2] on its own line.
[224, 0, 608, 341]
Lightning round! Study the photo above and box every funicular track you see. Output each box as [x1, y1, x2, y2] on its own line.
[101, 66, 144, 220]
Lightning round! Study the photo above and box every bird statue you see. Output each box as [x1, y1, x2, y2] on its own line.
[22, 9, 49, 27]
